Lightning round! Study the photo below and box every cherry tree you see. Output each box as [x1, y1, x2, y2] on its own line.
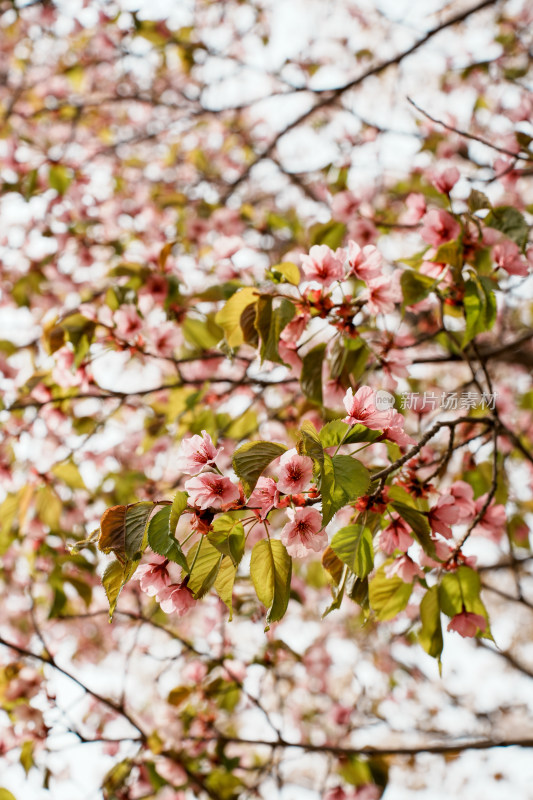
[1, 0, 533, 798]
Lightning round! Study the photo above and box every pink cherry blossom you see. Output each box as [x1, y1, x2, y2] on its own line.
[493, 239, 529, 276]
[382, 409, 416, 446]
[300, 245, 344, 287]
[402, 192, 426, 223]
[385, 554, 424, 583]
[184, 473, 240, 510]
[428, 495, 463, 538]
[114, 304, 143, 338]
[247, 477, 280, 518]
[135, 555, 170, 597]
[447, 610, 486, 638]
[277, 450, 314, 495]
[176, 430, 223, 475]
[361, 273, 402, 315]
[449, 481, 476, 519]
[343, 386, 392, 430]
[331, 191, 360, 221]
[280, 507, 327, 557]
[158, 583, 197, 616]
[419, 209, 461, 246]
[431, 166, 460, 194]
[375, 515, 413, 554]
[472, 495, 507, 542]
[346, 241, 382, 281]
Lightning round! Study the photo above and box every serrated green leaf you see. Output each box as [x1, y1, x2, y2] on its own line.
[318, 420, 381, 448]
[330, 524, 374, 578]
[214, 287, 258, 348]
[309, 220, 346, 249]
[391, 501, 435, 558]
[486, 206, 529, 249]
[232, 440, 287, 496]
[187, 538, 223, 599]
[433, 239, 463, 269]
[300, 343, 326, 404]
[321, 453, 370, 525]
[169, 490, 188, 536]
[368, 565, 413, 621]
[250, 539, 292, 626]
[98, 502, 153, 561]
[208, 514, 245, 565]
[401, 270, 436, 306]
[214, 557, 237, 619]
[298, 420, 324, 478]
[419, 585, 443, 661]
[102, 559, 138, 621]
[51, 461, 86, 490]
[257, 297, 296, 364]
[270, 261, 301, 285]
[147, 506, 188, 571]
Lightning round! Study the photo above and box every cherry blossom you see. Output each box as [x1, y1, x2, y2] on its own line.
[346, 241, 382, 281]
[247, 477, 280, 518]
[280, 507, 327, 557]
[135, 555, 171, 598]
[493, 239, 529, 276]
[472, 495, 507, 542]
[343, 386, 393, 430]
[360, 273, 402, 315]
[277, 450, 314, 495]
[419, 209, 461, 246]
[175, 430, 223, 475]
[300, 244, 345, 286]
[184, 473, 240, 510]
[447, 610, 487, 638]
[158, 583, 197, 616]
[375, 516, 413, 554]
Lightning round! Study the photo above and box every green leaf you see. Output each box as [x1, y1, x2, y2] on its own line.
[0, 790, 17, 800]
[208, 514, 245, 566]
[240, 302, 259, 347]
[468, 189, 491, 212]
[232, 440, 287, 496]
[214, 287, 258, 348]
[51, 461, 86, 490]
[225, 408, 258, 440]
[182, 315, 223, 349]
[298, 420, 324, 478]
[462, 276, 496, 347]
[98, 502, 153, 561]
[319, 420, 381, 448]
[169, 490, 188, 536]
[102, 559, 138, 621]
[300, 343, 327, 404]
[401, 270, 436, 306]
[49, 163, 72, 195]
[19, 740, 34, 774]
[330, 524, 374, 578]
[270, 261, 301, 285]
[419, 585, 443, 662]
[250, 539, 292, 626]
[368, 565, 413, 621]
[187, 539, 223, 599]
[214, 557, 237, 620]
[147, 506, 188, 571]
[257, 297, 296, 364]
[391, 501, 435, 558]
[309, 220, 346, 250]
[433, 239, 463, 269]
[485, 206, 529, 250]
[321, 454, 370, 525]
